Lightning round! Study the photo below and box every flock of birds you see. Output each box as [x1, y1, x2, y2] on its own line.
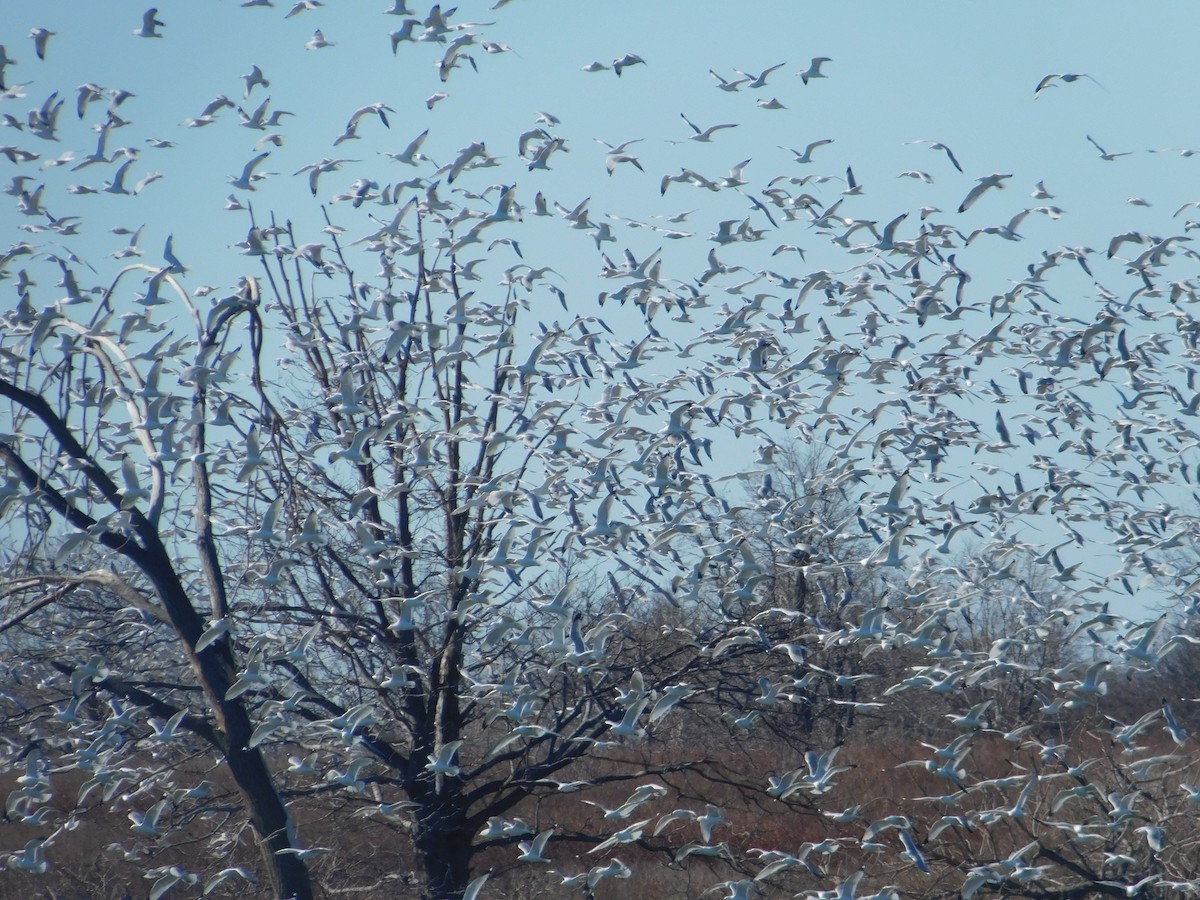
[5, 3, 1200, 899]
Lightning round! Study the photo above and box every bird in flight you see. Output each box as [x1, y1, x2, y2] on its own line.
[30, 28, 55, 61]
[286, 0, 325, 15]
[735, 61, 786, 89]
[709, 69, 749, 92]
[1035, 72, 1101, 96]
[384, 129, 430, 166]
[679, 113, 738, 142]
[613, 53, 645, 76]
[294, 157, 357, 195]
[958, 173, 1012, 212]
[134, 8, 165, 38]
[1086, 134, 1131, 161]
[242, 65, 269, 99]
[229, 151, 271, 191]
[906, 139, 963, 173]
[799, 56, 832, 83]
[780, 139, 833, 164]
[306, 29, 335, 50]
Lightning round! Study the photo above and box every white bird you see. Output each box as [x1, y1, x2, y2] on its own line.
[385, 129, 430, 165]
[517, 828, 554, 862]
[226, 661, 269, 699]
[479, 816, 533, 840]
[275, 846, 331, 861]
[803, 745, 852, 793]
[204, 868, 257, 894]
[606, 695, 650, 739]
[781, 139, 833, 163]
[1096, 875, 1161, 897]
[586, 858, 632, 889]
[1035, 72, 1101, 96]
[961, 867, 1004, 900]
[824, 805, 865, 824]
[820, 869, 866, 900]
[656, 803, 729, 842]
[1136, 825, 1165, 853]
[294, 157, 356, 196]
[1162, 698, 1188, 744]
[0, 46, 19, 93]
[306, 29, 335, 50]
[327, 757, 372, 791]
[425, 739, 465, 776]
[104, 158, 136, 195]
[612, 53, 645, 76]
[288, 752, 320, 775]
[863, 814, 912, 842]
[162, 234, 185, 273]
[249, 499, 284, 543]
[229, 152, 271, 191]
[958, 173, 1012, 213]
[799, 56, 831, 83]
[242, 64, 269, 98]
[129, 798, 171, 836]
[947, 700, 992, 730]
[588, 818, 652, 854]
[134, 8, 165, 38]
[388, 19, 420, 50]
[584, 783, 665, 820]
[30, 28, 54, 61]
[462, 874, 489, 900]
[704, 879, 758, 900]
[8, 840, 49, 873]
[680, 112, 738, 142]
[282, 622, 322, 663]
[1106, 790, 1141, 821]
[898, 829, 930, 873]
[736, 61, 786, 88]
[709, 69, 749, 91]
[843, 165, 863, 195]
[194, 619, 229, 652]
[537, 777, 594, 793]
[70, 654, 110, 694]
[1086, 134, 1131, 161]
[291, 509, 328, 548]
[1107, 708, 1162, 754]
[1120, 614, 1167, 666]
[711, 219, 742, 244]
[648, 683, 697, 723]
[907, 139, 963, 173]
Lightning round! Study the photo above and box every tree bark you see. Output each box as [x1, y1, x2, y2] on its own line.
[0, 382, 315, 900]
[414, 812, 474, 900]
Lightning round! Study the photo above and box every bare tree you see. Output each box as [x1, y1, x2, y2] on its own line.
[7, 5, 1200, 900]
[0, 204, 808, 896]
[1, 278, 315, 899]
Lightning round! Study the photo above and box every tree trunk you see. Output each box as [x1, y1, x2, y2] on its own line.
[0, 415, 316, 899]
[171, 596, 315, 899]
[415, 813, 474, 899]
[223, 744, 312, 897]
[137, 526, 314, 899]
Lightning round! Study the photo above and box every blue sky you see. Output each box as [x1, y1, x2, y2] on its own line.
[7, 1, 1198, 281]
[6, 1, 1200, 618]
